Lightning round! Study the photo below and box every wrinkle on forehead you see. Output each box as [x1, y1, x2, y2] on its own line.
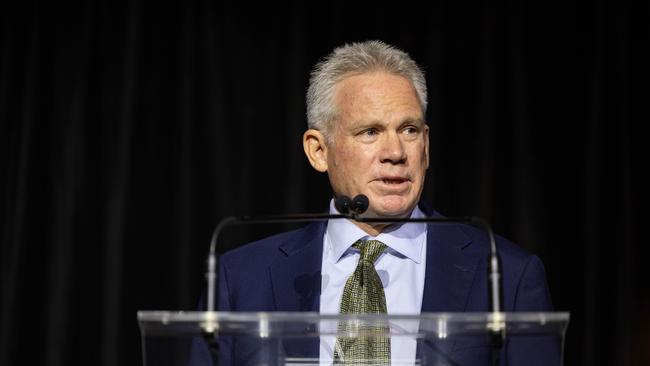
[333, 71, 424, 129]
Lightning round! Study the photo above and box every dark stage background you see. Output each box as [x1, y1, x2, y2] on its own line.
[1, 1, 648, 365]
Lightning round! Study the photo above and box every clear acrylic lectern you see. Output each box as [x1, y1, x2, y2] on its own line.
[138, 311, 569, 365]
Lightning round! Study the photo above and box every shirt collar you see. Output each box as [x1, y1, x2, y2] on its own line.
[325, 199, 427, 264]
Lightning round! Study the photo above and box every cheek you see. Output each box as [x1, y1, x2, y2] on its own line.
[332, 145, 364, 168]
[411, 143, 428, 168]
[331, 149, 371, 186]
[329, 140, 378, 173]
[328, 149, 352, 179]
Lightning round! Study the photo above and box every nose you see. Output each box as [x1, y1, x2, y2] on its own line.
[379, 132, 406, 164]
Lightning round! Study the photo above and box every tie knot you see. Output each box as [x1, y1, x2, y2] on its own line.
[352, 239, 387, 264]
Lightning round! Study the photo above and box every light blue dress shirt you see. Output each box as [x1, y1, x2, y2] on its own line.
[319, 200, 428, 365]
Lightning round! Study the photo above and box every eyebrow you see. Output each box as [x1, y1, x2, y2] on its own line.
[353, 117, 427, 129]
[400, 117, 427, 126]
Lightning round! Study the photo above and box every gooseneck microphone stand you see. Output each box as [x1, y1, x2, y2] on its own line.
[202, 195, 504, 365]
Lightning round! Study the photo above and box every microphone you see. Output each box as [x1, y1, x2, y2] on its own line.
[334, 194, 369, 216]
[203, 195, 504, 346]
[351, 194, 369, 215]
[334, 195, 352, 214]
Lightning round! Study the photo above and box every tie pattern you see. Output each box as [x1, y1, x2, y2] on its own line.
[334, 239, 390, 365]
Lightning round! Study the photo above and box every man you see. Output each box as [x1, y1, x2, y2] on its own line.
[190, 41, 555, 365]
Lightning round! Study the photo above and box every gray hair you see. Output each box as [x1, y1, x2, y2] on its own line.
[306, 40, 427, 135]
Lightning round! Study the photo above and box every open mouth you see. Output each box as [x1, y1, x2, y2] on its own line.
[381, 178, 407, 184]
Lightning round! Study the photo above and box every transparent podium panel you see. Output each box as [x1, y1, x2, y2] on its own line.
[137, 311, 569, 366]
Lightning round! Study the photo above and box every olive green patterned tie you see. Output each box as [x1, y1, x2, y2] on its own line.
[334, 239, 390, 365]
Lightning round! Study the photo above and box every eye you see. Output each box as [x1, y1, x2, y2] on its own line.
[363, 128, 378, 136]
[358, 128, 379, 137]
[356, 128, 380, 142]
[403, 126, 419, 134]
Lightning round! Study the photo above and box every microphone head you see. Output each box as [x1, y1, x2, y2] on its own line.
[334, 195, 352, 214]
[351, 194, 369, 214]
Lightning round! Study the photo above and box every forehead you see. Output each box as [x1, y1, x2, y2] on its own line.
[332, 71, 424, 123]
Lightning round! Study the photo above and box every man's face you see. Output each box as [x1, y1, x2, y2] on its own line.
[325, 71, 429, 217]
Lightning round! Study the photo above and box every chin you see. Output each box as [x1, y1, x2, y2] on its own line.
[368, 196, 415, 217]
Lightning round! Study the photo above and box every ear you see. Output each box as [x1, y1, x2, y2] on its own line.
[424, 124, 430, 169]
[303, 129, 329, 172]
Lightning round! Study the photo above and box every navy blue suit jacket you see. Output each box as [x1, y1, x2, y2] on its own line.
[190, 207, 557, 365]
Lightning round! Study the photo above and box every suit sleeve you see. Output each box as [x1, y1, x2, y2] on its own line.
[218, 255, 233, 311]
[506, 254, 561, 366]
[513, 254, 554, 311]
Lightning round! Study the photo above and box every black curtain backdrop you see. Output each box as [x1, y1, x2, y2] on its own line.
[1, 0, 648, 365]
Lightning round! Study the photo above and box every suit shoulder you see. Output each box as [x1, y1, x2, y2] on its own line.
[424, 208, 531, 261]
[219, 222, 324, 266]
[456, 222, 535, 263]
[455, 223, 552, 309]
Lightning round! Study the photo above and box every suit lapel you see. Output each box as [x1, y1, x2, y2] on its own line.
[268, 222, 325, 359]
[416, 220, 480, 362]
[269, 222, 325, 312]
[421, 221, 480, 312]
